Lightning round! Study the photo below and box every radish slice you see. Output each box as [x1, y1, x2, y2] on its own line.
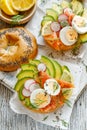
[50, 22, 60, 32]
[24, 79, 36, 90]
[64, 8, 73, 16]
[37, 63, 46, 72]
[58, 14, 68, 23]
[22, 88, 31, 97]
[29, 83, 40, 92]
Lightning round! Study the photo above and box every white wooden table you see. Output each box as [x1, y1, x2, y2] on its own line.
[0, 83, 87, 130]
[0, 19, 87, 130]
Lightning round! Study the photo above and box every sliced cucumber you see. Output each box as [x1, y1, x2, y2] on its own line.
[52, 60, 63, 79]
[17, 70, 34, 80]
[40, 56, 56, 78]
[46, 8, 58, 21]
[14, 77, 30, 91]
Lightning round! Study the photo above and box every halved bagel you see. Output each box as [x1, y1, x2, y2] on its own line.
[0, 27, 38, 71]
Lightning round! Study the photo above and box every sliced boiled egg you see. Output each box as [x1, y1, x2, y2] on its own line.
[44, 79, 61, 96]
[72, 15, 87, 34]
[30, 89, 51, 108]
[59, 26, 78, 46]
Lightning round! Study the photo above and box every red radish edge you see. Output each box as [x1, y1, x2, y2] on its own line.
[50, 22, 60, 32]
[29, 83, 40, 92]
[37, 63, 46, 72]
[58, 14, 68, 23]
[22, 88, 31, 97]
[24, 79, 36, 90]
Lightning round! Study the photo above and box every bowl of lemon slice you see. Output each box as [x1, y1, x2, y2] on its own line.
[0, 0, 36, 25]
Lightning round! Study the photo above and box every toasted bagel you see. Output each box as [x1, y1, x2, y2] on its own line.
[0, 27, 38, 71]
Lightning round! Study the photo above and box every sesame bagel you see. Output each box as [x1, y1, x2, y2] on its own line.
[0, 27, 38, 71]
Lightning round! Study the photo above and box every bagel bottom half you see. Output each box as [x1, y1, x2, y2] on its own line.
[0, 27, 38, 72]
[44, 36, 81, 51]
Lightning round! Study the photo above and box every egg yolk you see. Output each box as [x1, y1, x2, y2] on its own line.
[34, 93, 49, 107]
[66, 28, 78, 42]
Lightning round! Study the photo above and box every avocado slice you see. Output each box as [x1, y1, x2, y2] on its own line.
[18, 85, 25, 101]
[52, 60, 63, 79]
[21, 63, 37, 71]
[79, 33, 87, 43]
[71, 0, 83, 15]
[46, 67, 51, 76]
[43, 15, 55, 21]
[40, 56, 56, 78]
[41, 15, 55, 27]
[61, 0, 71, 8]
[41, 19, 52, 27]
[14, 77, 30, 91]
[29, 59, 41, 66]
[46, 8, 58, 21]
[23, 98, 30, 107]
[52, 3, 63, 15]
[17, 70, 35, 80]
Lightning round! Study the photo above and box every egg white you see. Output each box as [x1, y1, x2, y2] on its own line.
[44, 79, 61, 96]
[59, 26, 77, 46]
[72, 15, 87, 34]
[30, 89, 51, 108]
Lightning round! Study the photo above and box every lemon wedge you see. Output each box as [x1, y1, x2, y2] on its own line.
[11, 0, 35, 11]
[0, 0, 18, 15]
[41, 21, 53, 36]
[61, 70, 73, 83]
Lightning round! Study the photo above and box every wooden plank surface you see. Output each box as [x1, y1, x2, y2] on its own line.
[0, 83, 87, 130]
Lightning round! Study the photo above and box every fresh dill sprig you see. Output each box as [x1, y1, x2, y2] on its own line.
[42, 116, 48, 121]
[64, 99, 72, 107]
[61, 119, 68, 127]
[11, 14, 24, 25]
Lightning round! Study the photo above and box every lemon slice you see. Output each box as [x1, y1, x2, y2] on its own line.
[0, 0, 18, 15]
[11, 0, 35, 11]
[61, 70, 73, 83]
[41, 21, 53, 36]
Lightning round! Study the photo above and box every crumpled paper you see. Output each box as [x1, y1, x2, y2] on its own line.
[9, 57, 86, 129]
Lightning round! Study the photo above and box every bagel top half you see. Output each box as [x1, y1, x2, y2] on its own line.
[0, 27, 38, 72]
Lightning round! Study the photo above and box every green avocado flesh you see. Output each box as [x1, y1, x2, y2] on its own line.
[40, 56, 56, 78]
[17, 70, 35, 80]
[14, 77, 31, 91]
[52, 60, 63, 79]
[21, 63, 37, 71]
[46, 8, 58, 21]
